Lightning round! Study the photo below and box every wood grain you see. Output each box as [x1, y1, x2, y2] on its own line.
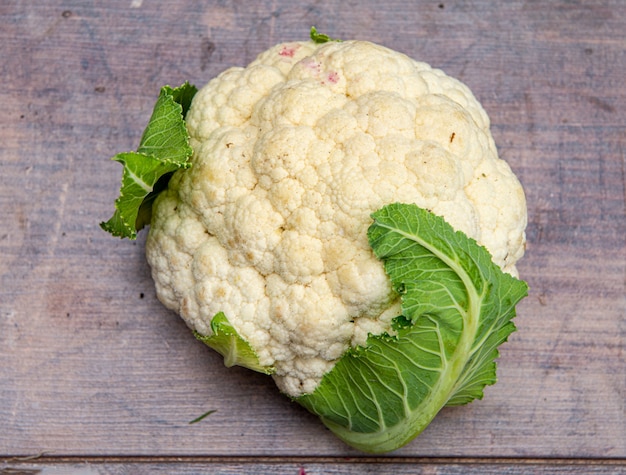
[1, 0, 624, 470]
[2, 458, 626, 475]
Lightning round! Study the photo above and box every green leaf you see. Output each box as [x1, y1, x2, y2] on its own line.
[296, 203, 528, 453]
[195, 312, 275, 375]
[188, 409, 217, 424]
[100, 82, 197, 239]
[310, 26, 341, 44]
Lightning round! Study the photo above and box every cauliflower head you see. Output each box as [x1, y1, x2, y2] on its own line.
[145, 39, 526, 398]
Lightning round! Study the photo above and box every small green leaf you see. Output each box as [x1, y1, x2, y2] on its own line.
[296, 203, 528, 453]
[189, 409, 217, 425]
[195, 312, 275, 375]
[100, 82, 197, 239]
[310, 26, 341, 44]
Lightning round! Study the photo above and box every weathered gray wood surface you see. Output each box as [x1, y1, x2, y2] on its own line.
[2, 458, 626, 475]
[1, 0, 624, 473]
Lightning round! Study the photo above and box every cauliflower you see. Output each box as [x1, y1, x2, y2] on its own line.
[145, 38, 526, 396]
[102, 31, 528, 453]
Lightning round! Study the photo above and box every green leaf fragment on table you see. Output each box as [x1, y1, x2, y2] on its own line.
[188, 409, 217, 425]
[296, 203, 528, 453]
[100, 82, 197, 239]
[194, 312, 275, 375]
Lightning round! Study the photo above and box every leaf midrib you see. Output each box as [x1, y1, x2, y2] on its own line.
[328, 221, 485, 452]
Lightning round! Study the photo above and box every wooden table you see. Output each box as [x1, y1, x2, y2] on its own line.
[2, 1, 625, 473]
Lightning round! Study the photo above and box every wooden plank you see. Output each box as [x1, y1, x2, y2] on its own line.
[2, 458, 626, 475]
[1, 0, 624, 461]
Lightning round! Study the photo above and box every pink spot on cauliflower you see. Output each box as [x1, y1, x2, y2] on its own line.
[279, 45, 298, 58]
[326, 71, 339, 84]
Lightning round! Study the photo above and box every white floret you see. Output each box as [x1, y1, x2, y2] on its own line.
[146, 39, 527, 397]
